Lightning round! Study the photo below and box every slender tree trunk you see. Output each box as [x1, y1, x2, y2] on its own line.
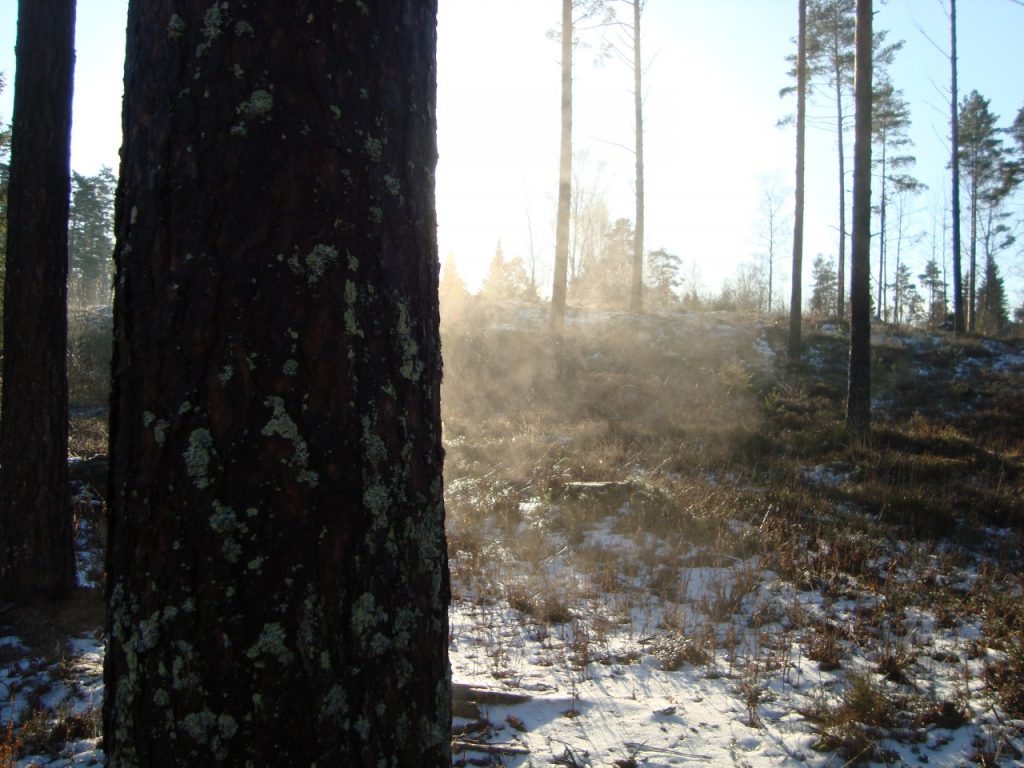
[551, 0, 573, 333]
[876, 143, 887, 320]
[103, 4, 449, 765]
[833, 28, 847, 320]
[0, 0, 76, 601]
[967, 182, 977, 333]
[897, 200, 907, 328]
[630, 0, 645, 314]
[788, 0, 808, 360]
[846, 0, 872, 434]
[950, 0, 964, 335]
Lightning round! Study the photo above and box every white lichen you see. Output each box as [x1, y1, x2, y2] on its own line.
[154, 420, 170, 446]
[167, 13, 186, 40]
[246, 622, 294, 666]
[287, 244, 339, 286]
[261, 397, 317, 486]
[183, 428, 215, 489]
[395, 301, 423, 381]
[237, 89, 273, 120]
[364, 136, 383, 162]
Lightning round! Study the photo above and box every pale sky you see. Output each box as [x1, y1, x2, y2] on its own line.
[2, 1, 1022, 305]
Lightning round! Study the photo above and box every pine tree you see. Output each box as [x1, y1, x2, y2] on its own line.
[0, 74, 10, 323]
[846, 0, 873, 434]
[788, 0, 808, 358]
[104, 4, 449, 764]
[68, 167, 116, 306]
[795, 0, 900, 318]
[645, 248, 682, 310]
[957, 91, 1007, 332]
[871, 81, 916, 319]
[552, 0, 573, 332]
[948, 0, 965, 334]
[552, 1, 612, 332]
[0, 0, 77, 601]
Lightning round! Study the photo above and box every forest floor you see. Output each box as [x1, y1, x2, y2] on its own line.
[2, 303, 1024, 767]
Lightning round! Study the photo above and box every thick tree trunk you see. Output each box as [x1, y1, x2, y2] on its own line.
[630, 0, 645, 314]
[788, 0, 808, 360]
[103, 4, 449, 766]
[950, 0, 964, 336]
[0, 0, 76, 601]
[551, 0, 573, 334]
[846, 0, 872, 434]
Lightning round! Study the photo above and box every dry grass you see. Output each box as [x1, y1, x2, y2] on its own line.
[442, 302, 1024, 763]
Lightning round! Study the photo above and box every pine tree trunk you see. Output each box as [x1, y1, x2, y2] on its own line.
[103, 4, 449, 765]
[967, 183, 977, 333]
[846, 0, 872, 434]
[630, 0, 645, 315]
[950, 0, 965, 336]
[876, 145, 887, 320]
[551, 0, 573, 333]
[834, 51, 847, 320]
[0, 0, 76, 601]
[788, 0, 808, 360]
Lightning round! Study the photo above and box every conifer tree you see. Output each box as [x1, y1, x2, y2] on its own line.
[846, 0, 872, 434]
[787, 0, 808, 359]
[975, 255, 1008, 336]
[68, 167, 116, 306]
[957, 91, 1007, 332]
[871, 82, 916, 318]
[0, 0, 77, 601]
[809, 255, 838, 316]
[104, 3, 449, 764]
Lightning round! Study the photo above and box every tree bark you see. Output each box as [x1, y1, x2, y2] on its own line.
[967, 181, 977, 333]
[629, 0, 645, 314]
[876, 142, 886, 320]
[846, 0, 872, 434]
[949, 0, 964, 336]
[551, 0, 573, 334]
[833, 29, 847, 320]
[103, 4, 449, 766]
[788, 0, 808, 360]
[0, 0, 76, 601]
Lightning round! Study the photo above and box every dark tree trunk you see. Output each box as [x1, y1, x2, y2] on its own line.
[103, 4, 449, 766]
[552, 0, 573, 334]
[846, 0, 872, 434]
[629, 0, 645, 314]
[788, 0, 808, 360]
[0, 0, 76, 601]
[949, 0, 964, 336]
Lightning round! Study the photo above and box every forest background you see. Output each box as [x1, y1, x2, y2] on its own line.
[1, 0, 1023, 314]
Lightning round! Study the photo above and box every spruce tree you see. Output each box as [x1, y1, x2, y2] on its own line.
[975, 255, 1008, 336]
